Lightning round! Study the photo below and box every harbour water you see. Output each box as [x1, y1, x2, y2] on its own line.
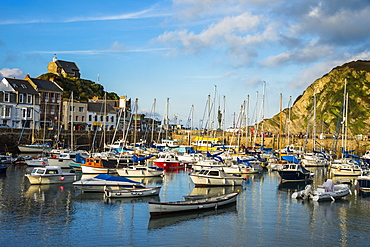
[1, 165, 370, 246]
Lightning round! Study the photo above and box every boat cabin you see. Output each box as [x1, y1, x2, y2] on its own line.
[30, 166, 63, 175]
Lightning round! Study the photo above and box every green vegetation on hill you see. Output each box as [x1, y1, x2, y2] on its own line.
[263, 60, 370, 136]
[37, 73, 119, 102]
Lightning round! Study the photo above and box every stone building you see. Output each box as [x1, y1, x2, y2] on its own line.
[47, 56, 80, 78]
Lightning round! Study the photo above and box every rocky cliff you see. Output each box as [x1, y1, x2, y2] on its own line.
[263, 60, 370, 137]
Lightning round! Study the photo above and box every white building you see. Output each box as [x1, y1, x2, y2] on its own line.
[86, 102, 117, 131]
[0, 78, 41, 129]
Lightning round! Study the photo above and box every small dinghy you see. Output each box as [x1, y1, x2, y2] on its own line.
[291, 179, 351, 202]
[148, 192, 239, 216]
[104, 185, 161, 198]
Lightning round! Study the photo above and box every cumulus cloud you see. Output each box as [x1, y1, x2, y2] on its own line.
[0, 68, 24, 80]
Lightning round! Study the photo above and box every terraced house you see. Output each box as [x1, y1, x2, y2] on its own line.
[0, 77, 41, 129]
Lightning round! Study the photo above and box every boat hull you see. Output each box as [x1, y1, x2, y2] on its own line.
[148, 192, 239, 216]
[47, 158, 74, 169]
[357, 176, 370, 191]
[190, 175, 244, 186]
[105, 186, 161, 198]
[18, 145, 51, 153]
[80, 165, 115, 174]
[278, 171, 313, 182]
[116, 167, 164, 177]
[154, 161, 185, 169]
[25, 174, 76, 185]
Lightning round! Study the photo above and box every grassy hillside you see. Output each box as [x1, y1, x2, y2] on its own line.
[263, 60, 370, 136]
[37, 73, 119, 102]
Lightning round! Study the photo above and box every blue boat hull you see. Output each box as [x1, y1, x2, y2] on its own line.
[278, 171, 312, 182]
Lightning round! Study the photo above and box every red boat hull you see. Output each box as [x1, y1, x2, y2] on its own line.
[154, 161, 185, 169]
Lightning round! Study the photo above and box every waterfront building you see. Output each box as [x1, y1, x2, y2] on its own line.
[26, 75, 63, 129]
[86, 102, 117, 131]
[0, 78, 41, 129]
[62, 101, 88, 130]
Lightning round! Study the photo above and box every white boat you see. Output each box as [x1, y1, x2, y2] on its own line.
[153, 152, 184, 169]
[223, 158, 263, 174]
[190, 168, 245, 186]
[301, 152, 329, 167]
[192, 159, 224, 171]
[148, 192, 239, 216]
[25, 157, 49, 167]
[18, 143, 52, 153]
[0, 154, 14, 164]
[47, 151, 89, 169]
[292, 180, 351, 202]
[116, 165, 164, 177]
[25, 166, 76, 185]
[329, 158, 362, 176]
[104, 185, 161, 198]
[73, 174, 145, 192]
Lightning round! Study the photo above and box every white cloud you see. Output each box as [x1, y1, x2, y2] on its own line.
[0, 68, 24, 79]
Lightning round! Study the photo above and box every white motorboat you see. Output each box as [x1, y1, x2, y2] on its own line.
[73, 174, 145, 192]
[104, 185, 161, 198]
[292, 180, 351, 202]
[329, 158, 362, 176]
[26, 157, 49, 167]
[148, 192, 239, 216]
[116, 165, 164, 177]
[153, 152, 184, 169]
[190, 168, 245, 186]
[25, 166, 76, 185]
[223, 158, 263, 174]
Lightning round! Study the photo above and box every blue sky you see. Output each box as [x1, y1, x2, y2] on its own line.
[1, 0, 370, 129]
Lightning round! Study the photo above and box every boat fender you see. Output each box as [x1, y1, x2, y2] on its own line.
[337, 166, 342, 171]
[60, 175, 65, 181]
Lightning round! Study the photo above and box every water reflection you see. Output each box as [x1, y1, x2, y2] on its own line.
[189, 186, 241, 197]
[105, 195, 160, 204]
[148, 204, 237, 229]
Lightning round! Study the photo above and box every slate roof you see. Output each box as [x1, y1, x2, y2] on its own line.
[29, 78, 63, 92]
[55, 60, 80, 74]
[4, 78, 38, 94]
[87, 102, 116, 114]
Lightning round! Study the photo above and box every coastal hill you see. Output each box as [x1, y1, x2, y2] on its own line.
[263, 60, 370, 137]
[37, 73, 119, 102]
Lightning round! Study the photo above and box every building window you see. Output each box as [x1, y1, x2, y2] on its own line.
[82, 116, 85, 121]
[100, 116, 103, 121]
[57, 93, 61, 101]
[27, 94, 32, 104]
[70, 106, 75, 112]
[44, 92, 49, 102]
[22, 109, 26, 118]
[1, 107, 11, 117]
[89, 115, 92, 121]
[111, 116, 114, 122]
[4, 93, 10, 102]
[76, 116, 78, 121]
[94, 115, 97, 121]
[51, 93, 55, 102]
[50, 105, 55, 114]
[79, 107, 84, 112]
[106, 116, 109, 122]
[27, 108, 31, 118]
[19, 94, 24, 103]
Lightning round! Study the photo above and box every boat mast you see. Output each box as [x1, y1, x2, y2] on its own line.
[103, 92, 107, 149]
[134, 98, 138, 148]
[341, 79, 347, 158]
[261, 81, 266, 146]
[279, 93, 283, 158]
[70, 91, 74, 151]
[245, 95, 249, 148]
[151, 98, 156, 144]
[313, 90, 316, 151]
[287, 96, 292, 146]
